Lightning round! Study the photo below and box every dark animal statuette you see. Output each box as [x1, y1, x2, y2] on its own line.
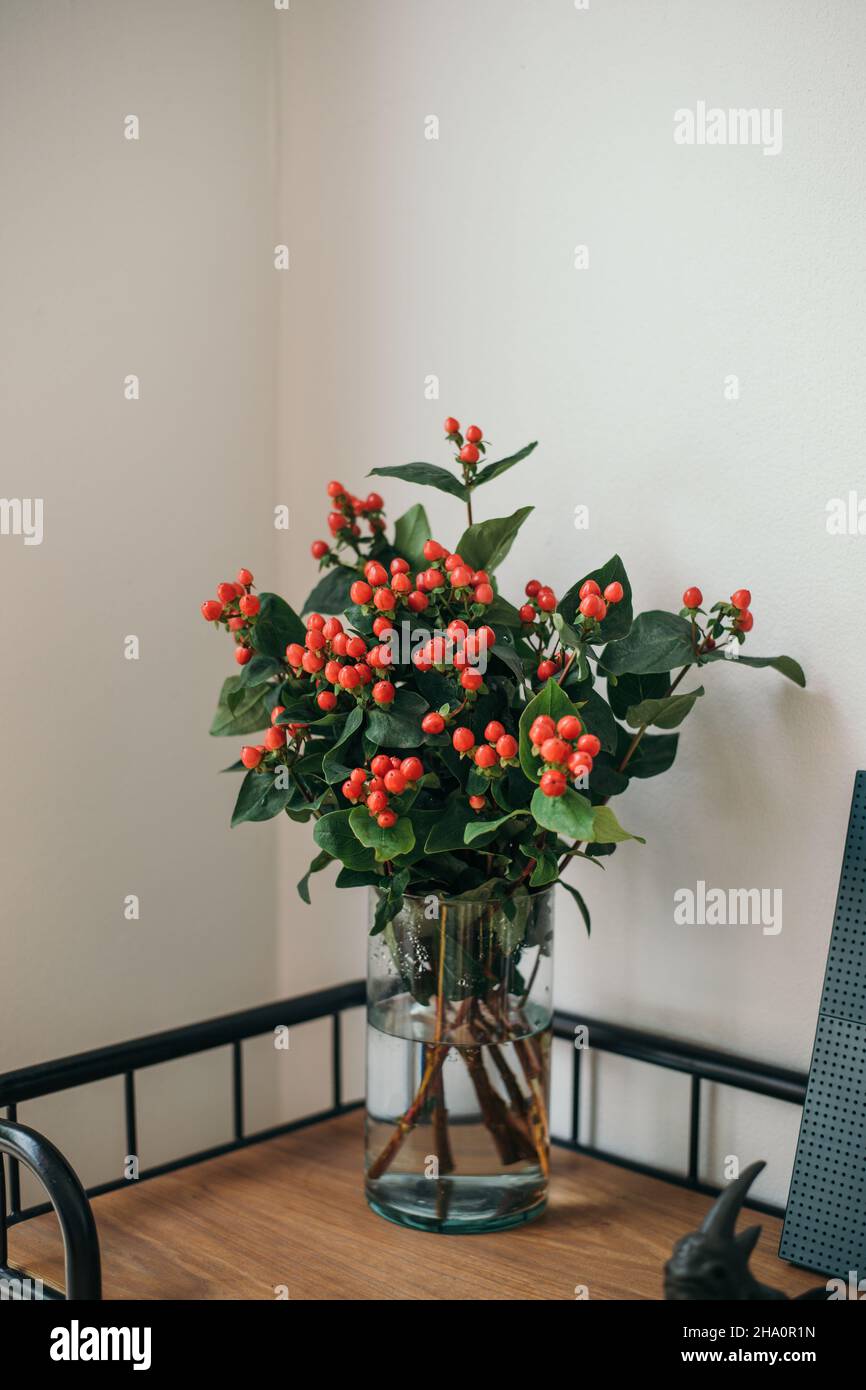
[664, 1161, 827, 1301]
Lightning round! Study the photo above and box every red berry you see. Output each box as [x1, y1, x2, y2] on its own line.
[201, 599, 223, 621]
[311, 540, 329, 559]
[472, 571, 490, 586]
[286, 642, 305, 667]
[319, 618, 340, 641]
[377, 810, 397, 829]
[452, 727, 475, 752]
[227, 617, 245, 631]
[536, 588, 556, 612]
[270, 706, 286, 726]
[525, 580, 541, 597]
[450, 566, 473, 589]
[474, 583, 494, 604]
[407, 591, 429, 612]
[447, 618, 469, 639]
[731, 589, 752, 610]
[459, 444, 479, 464]
[423, 539, 446, 561]
[317, 691, 337, 711]
[331, 632, 348, 655]
[241, 746, 262, 769]
[444, 553, 463, 572]
[372, 680, 395, 705]
[537, 659, 557, 680]
[604, 581, 624, 604]
[305, 628, 326, 652]
[474, 743, 497, 769]
[264, 727, 286, 751]
[390, 572, 411, 595]
[400, 756, 424, 781]
[540, 769, 567, 798]
[485, 720, 505, 743]
[366, 492, 384, 512]
[365, 561, 388, 587]
[373, 616, 395, 637]
[328, 511, 345, 533]
[682, 587, 703, 610]
[237, 568, 254, 587]
[568, 751, 593, 776]
[371, 755, 390, 777]
[735, 610, 754, 632]
[577, 733, 601, 757]
[579, 580, 601, 600]
[579, 593, 605, 620]
[384, 769, 407, 794]
[422, 712, 445, 735]
[350, 580, 372, 605]
[349, 767, 367, 786]
[326, 481, 344, 498]
[530, 715, 556, 746]
[345, 635, 366, 659]
[235, 646, 252, 665]
[496, 734, 518, 760]
[338, 666, 360, 689]
[307, 612, 325, 630]
[217, 582, 237, 605]
[519, 603, 536, 623]
[366, 791, 388, 814]
[424, 568, 445, 590]
[390, 557, 410, 575]
[443, 418, 460, 435]
[469, 795, 487, 811]
[476, 624, 496, 650]
[556, 715, 583, 741]
[461, 670, 483, 692]
[374, 587, 396, 612]
[302, 651, 324, 674]
[341, 780, 359, 801]
[540, 737, 570, 766]
[465, 425, 483, 443]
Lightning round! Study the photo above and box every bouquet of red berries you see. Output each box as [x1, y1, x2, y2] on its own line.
[201, 420, 804, 933]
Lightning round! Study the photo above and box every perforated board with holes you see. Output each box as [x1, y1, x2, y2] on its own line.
[780, 772, 866, 1277]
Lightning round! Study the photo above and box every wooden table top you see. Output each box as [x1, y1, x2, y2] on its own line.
[8, 1111, 819, 1300]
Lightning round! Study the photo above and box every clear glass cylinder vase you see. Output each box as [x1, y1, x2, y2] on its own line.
[365, 887, 554, 1234]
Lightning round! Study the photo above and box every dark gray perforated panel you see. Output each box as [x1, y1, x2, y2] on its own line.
[780, 772, 866, 1277]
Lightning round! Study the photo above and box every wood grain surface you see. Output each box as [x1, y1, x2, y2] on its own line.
[8, 1111, 819, 1300]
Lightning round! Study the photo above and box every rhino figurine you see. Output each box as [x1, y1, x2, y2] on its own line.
[664, 1161, 827, 1301]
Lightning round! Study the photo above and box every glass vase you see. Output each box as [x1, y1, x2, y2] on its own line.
[365, 886, 554, 1234]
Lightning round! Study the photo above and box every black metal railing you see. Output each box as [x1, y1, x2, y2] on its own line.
[0, 981, 807, 1299]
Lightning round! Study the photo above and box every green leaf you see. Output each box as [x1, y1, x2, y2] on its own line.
[607, 671, 670, 720]
[628, 731, 679, 779]
[371, 868, 411, 935]
[210, 676, 271, 737]
[490, 640, 526, 681]
[456, 506, 533, 574]
[253, 593, 305, 660]
[601, 611, 697, 676]
[626, 686, 704, 730]
[366, 688, 428, 748]
[518, 680, 582, 782]
[560, 881, 591, 936]
[313, 810, 378, 870]
[336, 866, 384, 888]
[231, 769, 294, 826]
[349, 806, 415, 862]
[393, 503, 432, 568]
[530, 786, 595, 839]
[321, 705, 365, 784]
[472, 441, 538, 488]
[702, 651, 806, 687]
[588, 803, 645, 845]
[560, 555, 633, 643]
[425, 798, 475, 853]
[575, 689, 619, 753]
[481, 594, 525, 630]
[368, 462, 467, 501]
[300, 565, 357, 617]
[463, 809, 529, 845]
[529, 849, 560, 887]
[297, 850, 333, 904]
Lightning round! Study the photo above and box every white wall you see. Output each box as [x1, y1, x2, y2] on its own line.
[0, 0, 287, 1195]
[276, 0, 866, 1206]
[3, 0, 864, 1215]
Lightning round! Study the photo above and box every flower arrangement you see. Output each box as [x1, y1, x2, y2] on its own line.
[200, 418, 805, 938]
